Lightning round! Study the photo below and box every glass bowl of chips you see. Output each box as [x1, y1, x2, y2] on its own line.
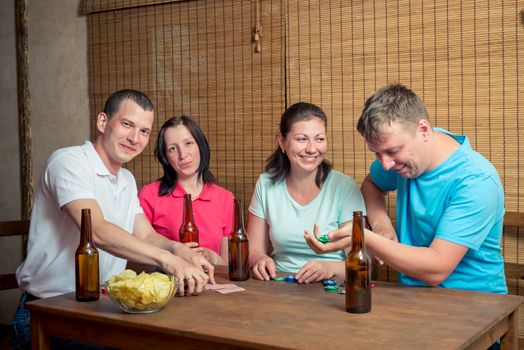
[105, 270, 178, 313]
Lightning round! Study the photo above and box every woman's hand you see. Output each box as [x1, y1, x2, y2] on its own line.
[295, 260, 335, 284]
[158, 252, 209, 296]
[304, 224, 352, 254]
[249, 251, 276, 281]
[183, 242, 225, 265]
[172, 242, 215, 284]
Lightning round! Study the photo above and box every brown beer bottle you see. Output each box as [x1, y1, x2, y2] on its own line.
[228, 198, 250, 281]
[75, 208, 100, 301]
[179, 193, 199, 244]
[345, 210, 371, 313]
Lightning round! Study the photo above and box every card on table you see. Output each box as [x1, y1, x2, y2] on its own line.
[206, 283, 246, 294]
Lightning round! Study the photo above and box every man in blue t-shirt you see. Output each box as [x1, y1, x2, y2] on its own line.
[305, 83, 507, 294]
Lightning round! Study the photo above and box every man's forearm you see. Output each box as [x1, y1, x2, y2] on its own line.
[141, 229, 179, 253]
[361, 174, 394, 234]
[365, 231, 466, 286]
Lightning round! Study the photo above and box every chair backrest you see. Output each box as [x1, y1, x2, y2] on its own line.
[375, 211, 524, 283]
[0, 220, 30, 290]
[502, 211, 524, 345]
[503, 211, 524, 281]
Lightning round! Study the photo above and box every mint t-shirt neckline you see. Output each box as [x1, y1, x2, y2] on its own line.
[281, 171, 332, 209]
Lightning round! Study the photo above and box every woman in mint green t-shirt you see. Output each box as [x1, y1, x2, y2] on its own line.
[247, 102, 365, 284]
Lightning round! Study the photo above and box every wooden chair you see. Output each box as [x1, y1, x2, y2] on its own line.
[0, 220, 30, 290]
[502, 211, 524, 349]
[503, 211, 524, 281]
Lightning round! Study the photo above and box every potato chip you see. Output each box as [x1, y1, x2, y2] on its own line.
[106, 269, 176, 312]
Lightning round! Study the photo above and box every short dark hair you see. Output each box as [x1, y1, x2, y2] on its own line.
[155, 116, 216, 196]
[265, 102, 331, 188]
[103, 89, 154, 119]
[357, 83, 429, 143]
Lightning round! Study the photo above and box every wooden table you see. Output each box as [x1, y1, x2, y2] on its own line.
[28, 268, 522, 350]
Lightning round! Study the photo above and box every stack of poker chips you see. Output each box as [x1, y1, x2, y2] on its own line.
[322, 279, 338, 292]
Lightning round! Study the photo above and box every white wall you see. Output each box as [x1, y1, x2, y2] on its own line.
[0, 0, 89, 324]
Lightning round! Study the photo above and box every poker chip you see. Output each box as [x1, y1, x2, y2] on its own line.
[284, 275, 298, 283]
[322, 279, 337, 286]
[317, 234, 330, 243]
[323, 285, 338, 292]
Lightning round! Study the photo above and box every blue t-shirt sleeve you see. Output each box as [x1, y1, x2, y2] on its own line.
[435, 175, 501, 250]
[369, 160, 398, 192]
[249, 175, 267, 219]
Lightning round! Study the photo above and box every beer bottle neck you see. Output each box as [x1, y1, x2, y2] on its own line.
[80, 208, 93, 246]
[182, 194, 195, 224]
[351, 212, 365, 251]
[232, 198, 246, 237]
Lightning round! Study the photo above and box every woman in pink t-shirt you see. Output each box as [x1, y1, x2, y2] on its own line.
[139, 116, 234, 265]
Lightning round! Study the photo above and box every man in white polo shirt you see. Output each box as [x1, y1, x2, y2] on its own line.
[13, 89, 214, 349]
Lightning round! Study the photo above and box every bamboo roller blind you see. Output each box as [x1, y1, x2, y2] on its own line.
[86, 0, 285, 208]
[85, 0, 523, 325]
[283, 0, 523, 294]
